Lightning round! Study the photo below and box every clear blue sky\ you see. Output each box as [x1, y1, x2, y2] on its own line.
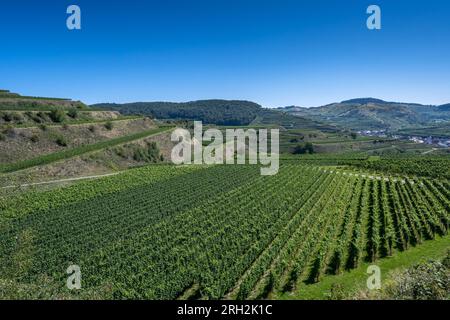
[1, 0, 449, 107]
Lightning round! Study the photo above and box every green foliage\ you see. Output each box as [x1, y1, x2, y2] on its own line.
[0, 164, 447, 299]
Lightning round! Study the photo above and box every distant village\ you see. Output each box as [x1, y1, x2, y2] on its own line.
[357, 129, 450, 148]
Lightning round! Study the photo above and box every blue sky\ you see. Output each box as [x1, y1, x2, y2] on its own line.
[1, 0, 449, 107]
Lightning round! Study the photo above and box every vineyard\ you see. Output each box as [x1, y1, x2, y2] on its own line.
[0, 163, 448, 299]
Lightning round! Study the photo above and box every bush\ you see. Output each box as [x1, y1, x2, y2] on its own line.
[49, 108, 66, 123]
[67, 108, 79, 119]
[104, 121, 114, 130]
[55, 135, 68, 147]
[30, 134, 40, 143]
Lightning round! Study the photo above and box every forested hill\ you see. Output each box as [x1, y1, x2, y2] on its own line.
[92, 100, 262, 126]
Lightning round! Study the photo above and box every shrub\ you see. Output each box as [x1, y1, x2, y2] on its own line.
[104, 121, 114, 130]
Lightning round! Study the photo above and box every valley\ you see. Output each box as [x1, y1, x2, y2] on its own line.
[0, 90, 448, 300]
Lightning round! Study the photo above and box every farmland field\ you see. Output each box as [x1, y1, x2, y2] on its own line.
[0, 162, 448, 299]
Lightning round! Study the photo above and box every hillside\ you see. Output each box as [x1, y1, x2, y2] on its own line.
[0, 89, 123, 127]
[281, 98, 450, 132]
[0, 90, 176, 186]
[93, 99, 342, 136]
[0, 89, 86, 110]
[92, 100, 262, 126]
[0, 118, 157, 163]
